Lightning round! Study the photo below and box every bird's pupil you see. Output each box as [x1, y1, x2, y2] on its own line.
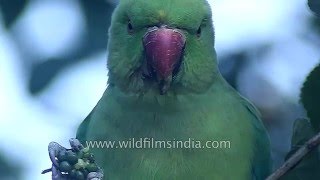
[197, 27, 201, 36]
[128, 22, 133, 32]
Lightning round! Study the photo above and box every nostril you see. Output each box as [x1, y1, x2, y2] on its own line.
[144, 26, 159, 38]
[160, 25, 168, 29]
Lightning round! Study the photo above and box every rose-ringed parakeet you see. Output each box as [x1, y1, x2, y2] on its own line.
[76, 0, 272, 179]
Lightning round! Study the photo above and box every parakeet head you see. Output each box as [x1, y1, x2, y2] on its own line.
[107, 0, 219, 95]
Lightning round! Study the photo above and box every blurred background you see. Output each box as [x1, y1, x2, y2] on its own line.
[0, 0, 319, 179]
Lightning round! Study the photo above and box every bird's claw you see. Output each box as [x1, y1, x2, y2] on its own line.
[69, 138, 84, 152]
[87, 168, 104, 180]
[48, 141, 66, 168]
[43, 138, 104, 180]
[52, 165, 68, 180]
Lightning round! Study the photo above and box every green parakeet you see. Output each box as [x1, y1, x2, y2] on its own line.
[76, 0, 272, 179]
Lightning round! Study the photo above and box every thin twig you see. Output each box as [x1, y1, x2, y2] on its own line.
[266, 131, 320, 180]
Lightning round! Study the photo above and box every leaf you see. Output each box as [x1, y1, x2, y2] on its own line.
[280, 63, 320, 179]
[0, 150, 23, 179]
[300, 63, 320, 131]
[79, 0, 115, 51]
[27, 1, 116, 95]
[280, 118, 320, 180]
[0, 0, 28, 28]
[308, 0, 320, 17]
[28, 59, 70, 95]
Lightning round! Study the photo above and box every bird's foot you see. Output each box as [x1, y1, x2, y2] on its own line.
[87, 169, 104, 180]
[42, 138, 104, 180]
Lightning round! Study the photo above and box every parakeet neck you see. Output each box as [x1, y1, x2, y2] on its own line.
[108, 63, 221, 95]
[101, 77, 232, 138]
[107, 72, 226, 112]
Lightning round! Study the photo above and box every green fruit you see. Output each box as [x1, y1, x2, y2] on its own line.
[75, 170, 85, 180]
[82, 147, 90, 153]
[74, 159, 86, 169]
[57, 150, 67, 162]
[66, 150, 78, 165]
[86, 163, 98, 172]
[66, 150, 76, 156]
[83, 152, 90, 159]
[82, 168, 89, 177]
[69, 169, 77, 178]
[77, 150, 84, 159]
[59, 161, 72, 172]
[88, 154, 95, 163]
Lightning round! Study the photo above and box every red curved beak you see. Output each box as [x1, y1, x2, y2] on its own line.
[143, 26, 186, 94]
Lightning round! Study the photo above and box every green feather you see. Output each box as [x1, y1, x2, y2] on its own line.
[77, 0, 272, 179]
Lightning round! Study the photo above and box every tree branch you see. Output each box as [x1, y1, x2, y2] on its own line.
[266, 131, 320, 180]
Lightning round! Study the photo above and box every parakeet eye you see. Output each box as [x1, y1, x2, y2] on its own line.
[196, 26, 202, 37]
[127, 21, 133, 34]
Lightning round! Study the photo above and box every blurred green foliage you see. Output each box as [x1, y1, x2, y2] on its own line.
[301, 63, 320, 131]
[281, 119, 320, 180]
[280, 4, 320, 178]
[29, 0, 115, 94]
[1, 0, 116, 94]
[0, 151, 23, 179]
[308, 0, 320, 17]
[0, 0, 115, 177]
[0, 0, 27, 28]
[281, 2, 320, 179]
[281, 62, 320, 179]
